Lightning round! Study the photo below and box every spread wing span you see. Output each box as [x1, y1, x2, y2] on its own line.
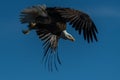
[56, 8, 98, 43]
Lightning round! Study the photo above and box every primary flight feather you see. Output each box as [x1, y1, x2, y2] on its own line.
[20, 4, 98, 71]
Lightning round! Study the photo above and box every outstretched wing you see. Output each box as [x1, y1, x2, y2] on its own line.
[36, 28, 61, 71]
[20, 5, 47, 24]
[56, 8, 98, 43]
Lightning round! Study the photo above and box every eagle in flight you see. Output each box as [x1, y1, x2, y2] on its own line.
[20, 4, 98, 71]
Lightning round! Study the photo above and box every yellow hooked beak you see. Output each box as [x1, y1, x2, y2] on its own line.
[69, 37, 75, 42]
[67, 35, 75, 42]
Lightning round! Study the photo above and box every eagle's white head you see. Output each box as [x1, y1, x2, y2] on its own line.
[61, 30, 75, 42]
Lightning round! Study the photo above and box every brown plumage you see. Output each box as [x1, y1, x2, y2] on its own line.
[20, 5, 98, 71]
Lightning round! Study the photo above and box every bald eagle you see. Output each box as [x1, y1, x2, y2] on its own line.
[20, 5, 98, 71]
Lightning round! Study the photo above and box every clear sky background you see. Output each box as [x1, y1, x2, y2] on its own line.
[0, 0, 120, 80]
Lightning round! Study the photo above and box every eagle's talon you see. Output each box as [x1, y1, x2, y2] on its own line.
[29, 22, 36, 28]
[22, 30, 30, 34]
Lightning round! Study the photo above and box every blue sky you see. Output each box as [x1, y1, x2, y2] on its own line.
[0, 0, 120, 80]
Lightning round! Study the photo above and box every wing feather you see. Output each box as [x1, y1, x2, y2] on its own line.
[36, 28, 61, 71]
[20, 5, 47, 24]
[56, 8, 98, 42]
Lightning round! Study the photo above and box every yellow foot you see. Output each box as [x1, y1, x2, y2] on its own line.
[30, 22, 36, 28]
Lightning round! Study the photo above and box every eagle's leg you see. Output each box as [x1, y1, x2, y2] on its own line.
[22, 22, 36, 34]
[22, 29, 30, 34]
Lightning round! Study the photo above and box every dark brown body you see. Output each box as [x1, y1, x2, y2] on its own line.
[35, 8, 67, 36]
